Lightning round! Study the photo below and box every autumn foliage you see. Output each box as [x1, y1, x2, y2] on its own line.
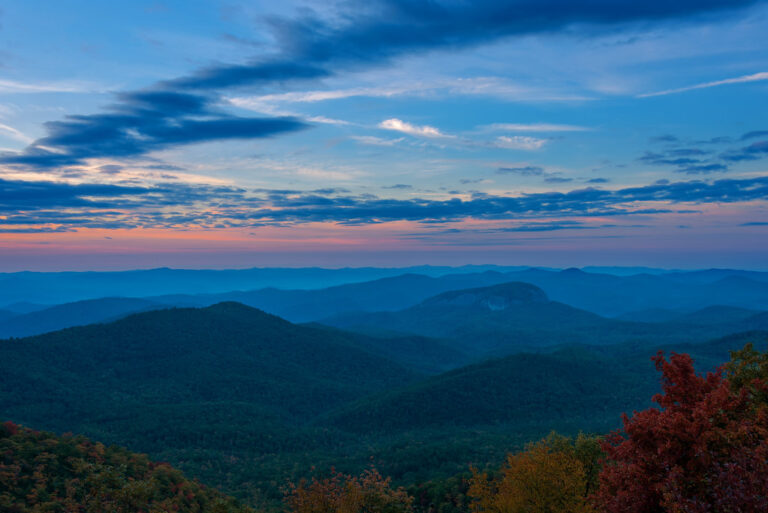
[0, 422, 251, 513]
[284, 467, 414, 513]
[592, 350, 768, 513]
[468, 432, 601, 513]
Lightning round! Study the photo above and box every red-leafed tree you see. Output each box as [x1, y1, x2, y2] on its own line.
[592, 350, 768, 513]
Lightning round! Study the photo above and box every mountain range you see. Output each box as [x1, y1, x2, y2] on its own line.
[2, 283, 768, 507]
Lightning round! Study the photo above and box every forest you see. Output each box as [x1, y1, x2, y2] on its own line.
[2, 272, 768, 511]
[3, 342, 768, 512]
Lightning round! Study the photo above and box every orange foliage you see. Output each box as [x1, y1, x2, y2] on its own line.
[284, 467, 414, 513]
[468, 434, 596, 513]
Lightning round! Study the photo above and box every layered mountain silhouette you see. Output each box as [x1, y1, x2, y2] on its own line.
[2, 296, 767, 505]
[0, 297, 165, 338]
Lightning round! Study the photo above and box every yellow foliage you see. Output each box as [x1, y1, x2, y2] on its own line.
[285, 467, 414, 513]
[468, 435, 596, 513]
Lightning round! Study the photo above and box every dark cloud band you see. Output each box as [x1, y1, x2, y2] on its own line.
[1, 176, 766, 231]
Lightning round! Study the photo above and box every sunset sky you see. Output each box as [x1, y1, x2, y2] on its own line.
[1, 0, 767, 270]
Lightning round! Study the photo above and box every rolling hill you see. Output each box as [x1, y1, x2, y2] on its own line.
[0, 297, 164, 338]
[148, 271, 519, 322]
[0, 302, 421, 467]
[0, 265, 531, 305]
[324, 330, 768, 436]
[323, 281, 768, 358]
[324, 350, 652, 435]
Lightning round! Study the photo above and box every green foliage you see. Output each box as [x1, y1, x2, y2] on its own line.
[2, 301, 767, 511]
[724, 342, 768, 405]
[0, 421, 251, 513]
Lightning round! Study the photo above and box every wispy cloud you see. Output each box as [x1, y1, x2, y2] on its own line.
[379, 118, 454, 139]
[350, 135, 404, 146]
[497, 166, 545, 176]
[494, 136, 547, 150]
[639, 71, 768, 98]
[0, 123, 33, 144]
[0, 79, 102, 94]
[486, 123, 591, 132]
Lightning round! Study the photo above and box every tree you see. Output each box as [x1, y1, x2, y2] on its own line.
[0, 421, 252, 513]
[724, 342, 768, 406]
[593, 351, 768, 513]
[284, 466, 414, 513]
[468, 432, 599, 513]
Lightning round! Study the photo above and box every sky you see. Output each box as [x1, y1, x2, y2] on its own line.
[0, 0, 767, 271]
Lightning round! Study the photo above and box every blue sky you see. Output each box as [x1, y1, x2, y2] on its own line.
[0, 0, 767, 270]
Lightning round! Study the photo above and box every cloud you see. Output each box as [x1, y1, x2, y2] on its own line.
[241, 177, 768, 225]
[494, 136, 547, 150]
[0, 91, 309, 169]
[0, 122, 33, 144]
[650, 135, 680, 144]
[638, 148, 730, 174]
[677, 163, 728, 174]
[741, 130, 768, 140]
[0, 178, 149, 211]
[350, 135, 404, 146]
[497, 166, 545, 176]
[383, 184, 413, 190]
[496, 165, 573, 183]
[586, 178, 610, 183]
[639, 71, 768, 98]
[379, 118, 453, 138]
[2, 176, 767, 231]
[486, 123, 591, 132]
[720, 139, 768, 162]
[0, 79, 100, 94]
[4, 0, 760, 172]
[169, 0, 760, 92]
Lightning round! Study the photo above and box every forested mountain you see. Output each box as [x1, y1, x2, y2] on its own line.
[148, 271, 517, 322]
[0, 265, 529, 305]
[672, 305, 761, 324]
[614, 307, 686, 323]
[150, 268, 768, 321]
[495, 268, 768, 316]
[0, 297, 164, 338]
[2, 297, 767, 509]
[0, 421, 251, 513]
[4, 268, 768, 339]
[323, 282, 768, 357]
[325, 350, 653, 435]
[325, 330, 768, 435]
[0, 302, 418, 424]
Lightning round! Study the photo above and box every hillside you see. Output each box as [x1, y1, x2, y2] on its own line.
[154, 268, 768, 321]
[0, 302, 418, 423]
[0, 297, 164, 338]
[0, 421, 251, 513]
[673, 305, 761, 325]
[324, 281, 768, 357]
[324, 350, 651, 435]
[149, 271, 517, 322]
[0, 266, 529, 305]
[324, 331, 768, 436]
[497, 268, 768, 316]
